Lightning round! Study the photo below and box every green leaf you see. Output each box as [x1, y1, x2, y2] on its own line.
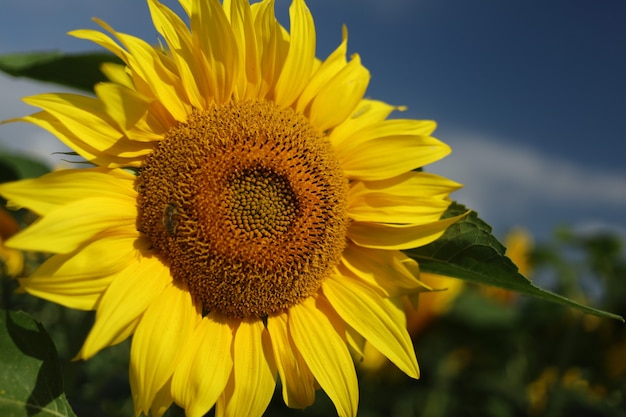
[406, 202, 624, 322]
[0, 51, 123, 92]
[0, 309, 76, 417]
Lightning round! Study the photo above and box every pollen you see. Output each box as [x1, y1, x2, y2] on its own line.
[136, 100, 349, 318]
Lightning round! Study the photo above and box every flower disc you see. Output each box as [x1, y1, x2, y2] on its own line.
[137, 100, 349, 318]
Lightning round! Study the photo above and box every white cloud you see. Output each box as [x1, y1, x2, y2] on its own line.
[571, 220, 626, 240]
[429, 130, 626, 237]
[0, 73, 73, 166]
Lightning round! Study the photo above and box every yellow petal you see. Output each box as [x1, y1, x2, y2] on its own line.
[224, 0, 260, 99]
[340, 243, 430, 296]
[86, 16, 179, 103]
[348, 178, 452, 224]
[344, 324, 365, 361]
[330, 99, 403, 147]
[100, 62, 133, 88]
[348, 213, 466, 250]
[69, 28, 129, 64]
[17, 233, 143, 311]
[216, 319, 276, 417]
[273, 0, 316, 106]
[16, 251, 114, 311]
[350, 171, 462, 200]
[18, 111, 151, 167]
[78, 255, 171, 359]
[106, 28, 190, 121]
[23, 93, 125, 150]
[296, 25, 348, 114]
[171, 314, 233, 417]
[94, 83, 169, 142]
[308, 54, 370, 132]
[267, 313, 315, 408]
[252, 0, 288, 99]
[347, 198, 449, 224]
[0, 168, 136, 216]
[323, 276, 419, 378]
[336, 127, 449, 181]
[17, 276, 106, 311]
[178, 0, 192, 15]
[151, 378, 174, 417]
[147, 0, 206, 109]
[7, 196, 137, 254]
[130, 283, 197, 417]
[191, 0, 239, 104]
[289, 297, 358, 417]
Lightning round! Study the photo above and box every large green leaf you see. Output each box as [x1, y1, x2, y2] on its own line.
[0, 51, 122, 92]
[0, 309, 76, 417]
[406, 202, 624, 322]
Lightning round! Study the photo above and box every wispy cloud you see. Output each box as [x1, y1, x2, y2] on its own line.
[430, 130, 626, 237]
[0, 73, 72, 166]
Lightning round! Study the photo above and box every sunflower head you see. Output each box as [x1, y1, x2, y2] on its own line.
[136, 100, 350, 318]
[0, 0, 464, 416]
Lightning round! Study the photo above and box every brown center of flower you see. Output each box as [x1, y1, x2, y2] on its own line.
[136, 100, 349, 318]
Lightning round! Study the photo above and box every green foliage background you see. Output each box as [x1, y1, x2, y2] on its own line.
[0, 52, 624, 417]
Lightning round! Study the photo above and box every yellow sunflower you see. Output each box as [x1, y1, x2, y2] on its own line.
[0, 0, 464, 416]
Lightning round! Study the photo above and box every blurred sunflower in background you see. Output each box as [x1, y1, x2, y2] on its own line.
[0, 0, 464, 416]
[479, 227, 534, 305]
[0, 206, 23, 277]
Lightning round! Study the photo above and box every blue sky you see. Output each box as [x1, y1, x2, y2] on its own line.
[1, 0, 625, 242]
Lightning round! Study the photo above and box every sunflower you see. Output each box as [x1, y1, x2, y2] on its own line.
[0, 0, 464, 416]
